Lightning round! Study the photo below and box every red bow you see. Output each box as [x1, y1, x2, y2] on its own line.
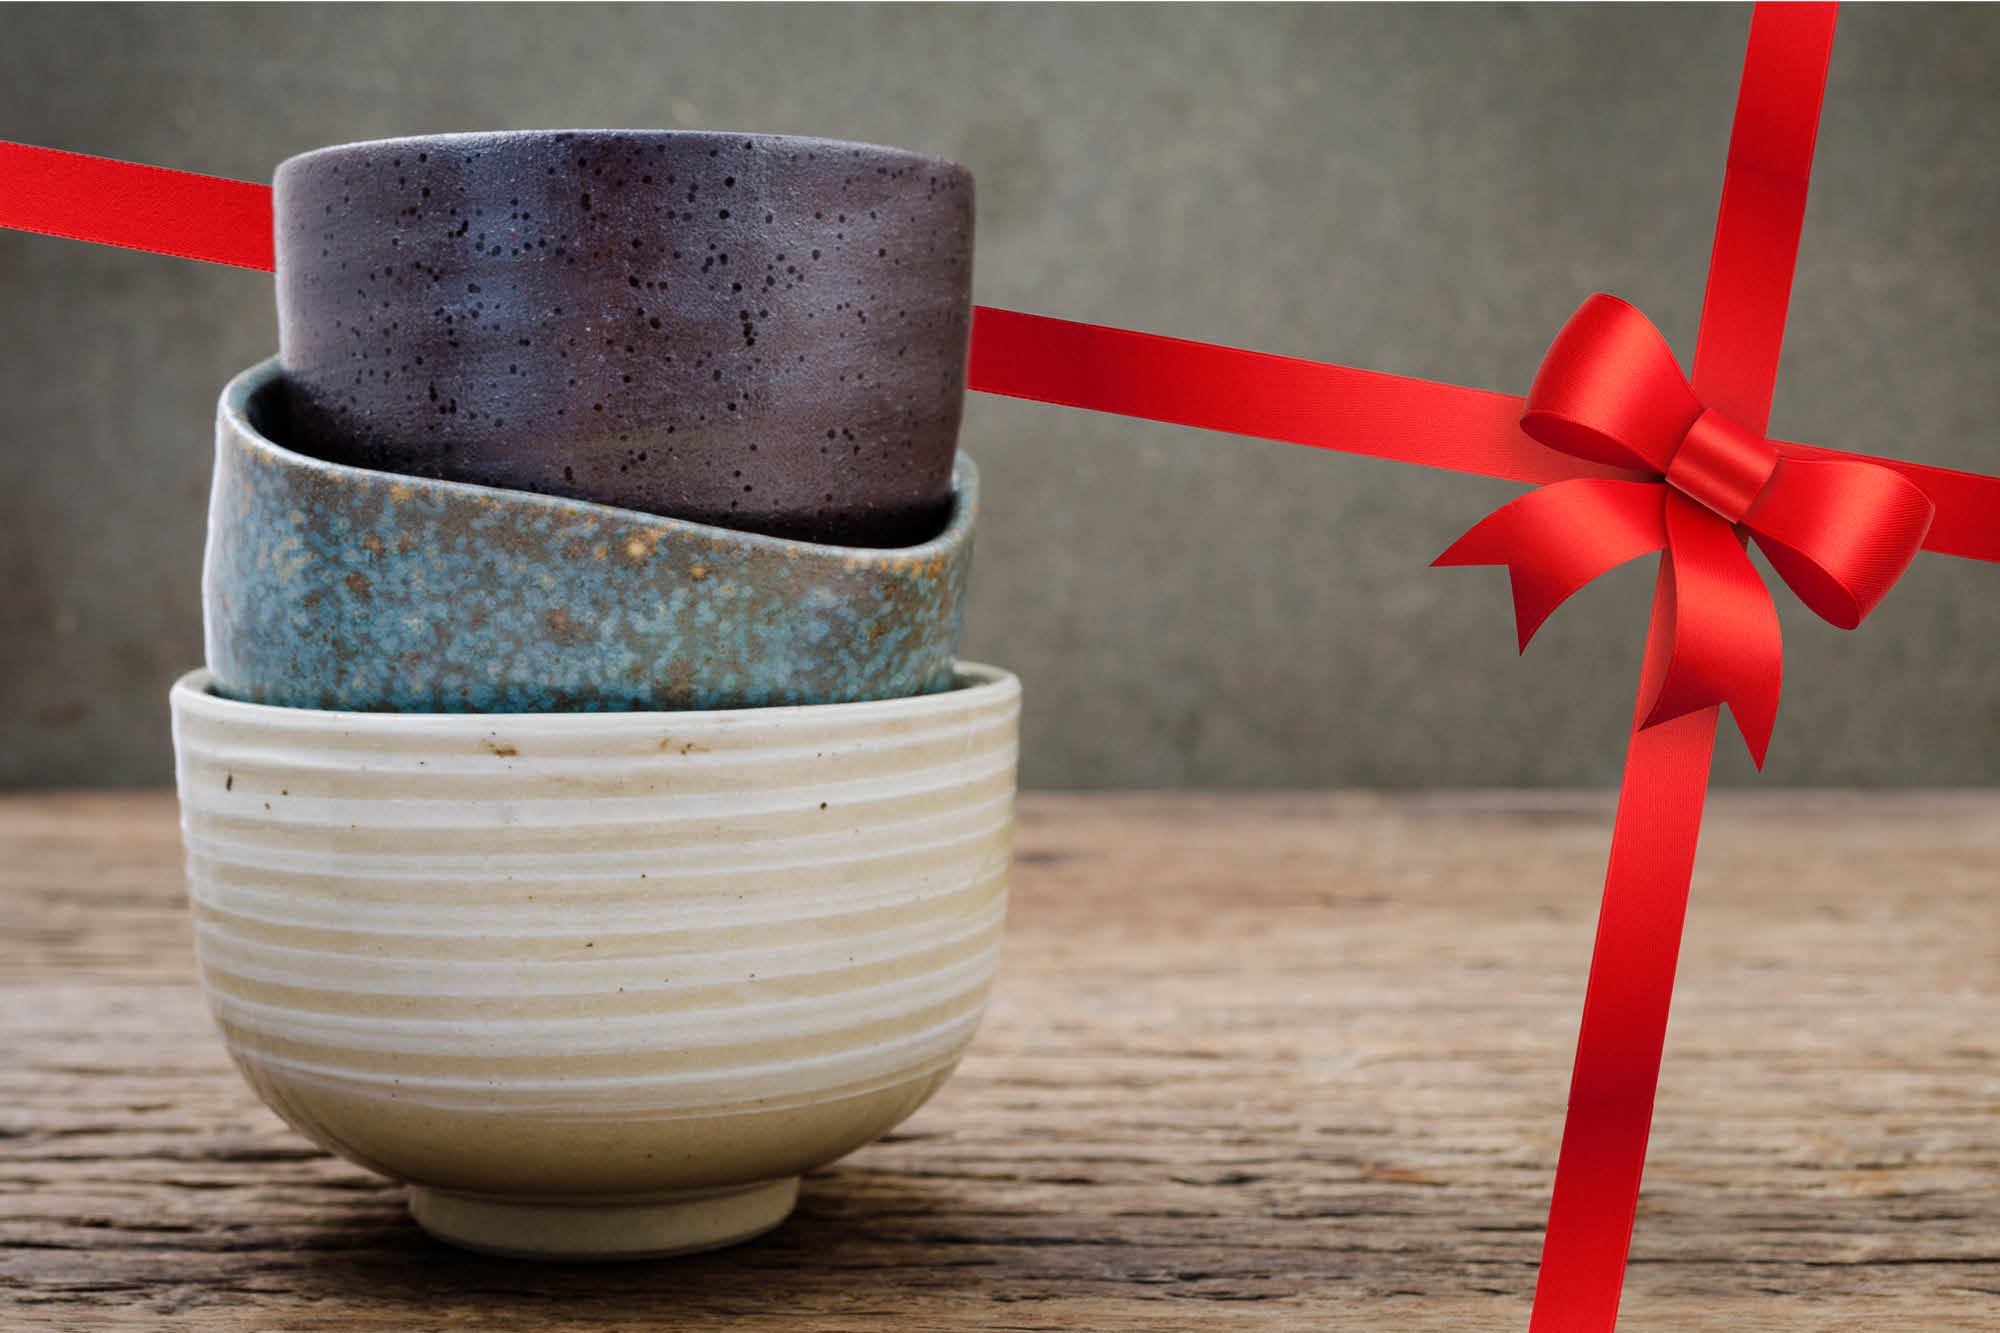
[1434, 294, 1935, 765]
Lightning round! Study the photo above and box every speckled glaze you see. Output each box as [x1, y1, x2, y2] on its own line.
[275, 130, 974, 547]
[169, 663, 1020, 1258]
[204, 358, 976, 713]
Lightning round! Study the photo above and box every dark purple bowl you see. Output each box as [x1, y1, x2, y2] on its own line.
[274, 130, 974, 548]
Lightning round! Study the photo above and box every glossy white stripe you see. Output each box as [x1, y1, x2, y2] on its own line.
[202, 943, 1000, 1064]
[179, 795, 1012, 880]
[190, 891, 1006, 994]
[178, 787, 1014, 859]
[185, 858, 1007, 937]
[172, 768, 1016, 832]
[180, 816, 1006, 885]
[176, 749, 1019, 830]
[204, 946, 999, 1066]
[231, 1017, 985, 1116]
[223, 1004, 987, 1092]
[176, 715, 1019, 783]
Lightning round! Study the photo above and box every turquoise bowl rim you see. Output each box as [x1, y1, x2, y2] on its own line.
[172, 661, 1017, 724]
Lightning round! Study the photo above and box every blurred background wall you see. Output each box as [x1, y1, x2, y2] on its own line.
[3, 3, 1997, 789]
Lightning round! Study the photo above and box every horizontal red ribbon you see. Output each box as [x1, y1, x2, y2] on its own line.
[966, 304, 2000, 567]
[9, 139, 1998, 566]
[0, 141, 273, 271]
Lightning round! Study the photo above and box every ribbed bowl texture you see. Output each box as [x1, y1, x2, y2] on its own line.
[169, 664, 1019, 1258]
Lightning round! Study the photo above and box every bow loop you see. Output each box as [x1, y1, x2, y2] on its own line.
[1521, 294, 1703, 473]
[1746, 456, 1936, 629]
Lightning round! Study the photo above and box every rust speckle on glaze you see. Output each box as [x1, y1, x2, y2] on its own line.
[202, 359, 976, 713]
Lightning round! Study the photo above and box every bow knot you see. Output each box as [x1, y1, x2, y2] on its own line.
[1664, 408, 1778, 525]
[1438, 294, 1936, 765]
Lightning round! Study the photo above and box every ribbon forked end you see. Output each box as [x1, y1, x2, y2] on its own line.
[1639, 665, 1775, 770]
[1434, 478, 1671, 652]
[1638, 496, 1783, 768]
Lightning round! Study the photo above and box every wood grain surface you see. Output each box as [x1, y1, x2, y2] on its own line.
[3, 791, 1996, 1330]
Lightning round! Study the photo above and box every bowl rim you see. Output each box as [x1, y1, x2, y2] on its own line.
[275, 129, 970, 184]
[221, 357, 978, 565]
[170, 663, 1017, 732]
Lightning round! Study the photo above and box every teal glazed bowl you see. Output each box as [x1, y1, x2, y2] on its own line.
[203, 359, 976, 713]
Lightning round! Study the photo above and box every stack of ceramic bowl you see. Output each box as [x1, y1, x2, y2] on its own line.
[169, 132, 1019, 1261]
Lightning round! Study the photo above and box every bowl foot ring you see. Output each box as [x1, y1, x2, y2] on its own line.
[408, 1176, 800, 1261]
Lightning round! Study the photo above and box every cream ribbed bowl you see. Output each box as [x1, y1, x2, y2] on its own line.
[168, 664, 1018, 1260]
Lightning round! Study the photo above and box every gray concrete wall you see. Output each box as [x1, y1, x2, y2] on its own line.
[3, 4, 1997, 789]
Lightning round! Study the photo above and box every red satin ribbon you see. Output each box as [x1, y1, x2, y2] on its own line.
[4, 6, 1997, 1326]
[0, 140, 273, 270]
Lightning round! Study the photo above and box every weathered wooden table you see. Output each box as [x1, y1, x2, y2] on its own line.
[3, 791, 1996, 1329]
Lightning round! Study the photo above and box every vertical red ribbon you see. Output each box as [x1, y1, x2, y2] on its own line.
[1527, 8, 1838, 1329]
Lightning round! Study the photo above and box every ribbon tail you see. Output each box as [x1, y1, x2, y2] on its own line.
[1435, 479, 1668, 650]
[1640, 494, 1782, 767]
